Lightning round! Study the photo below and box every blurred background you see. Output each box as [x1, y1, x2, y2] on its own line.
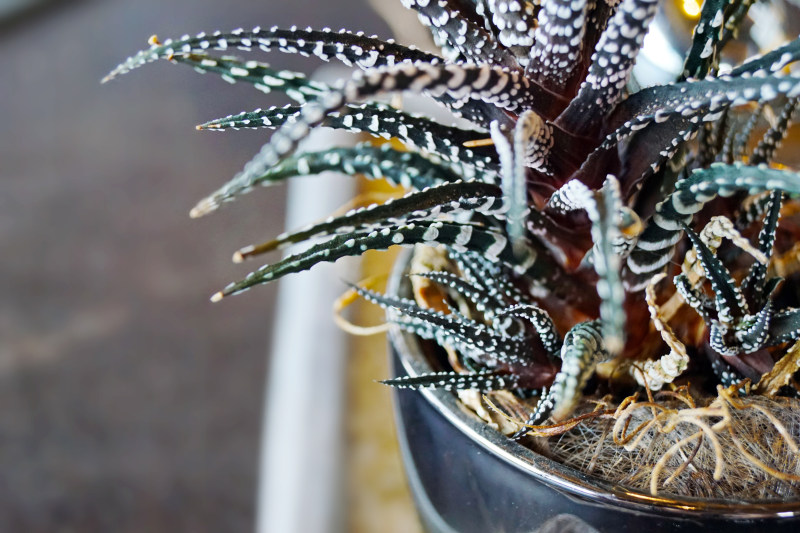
[0, 0, 420, 531]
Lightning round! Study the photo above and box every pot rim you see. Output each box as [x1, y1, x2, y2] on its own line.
[387, 249, 800, 520]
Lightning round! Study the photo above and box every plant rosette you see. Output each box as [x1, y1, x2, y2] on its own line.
[105, 0, 800, 524]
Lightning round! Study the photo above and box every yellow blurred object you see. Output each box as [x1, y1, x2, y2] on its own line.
[681, 0, 702, 19]
[345, 156, 421, 532]
[463, 137, 496, 148]
[681, 0, 701, 19]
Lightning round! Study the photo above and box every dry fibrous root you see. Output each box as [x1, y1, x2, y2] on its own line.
[531, 385, 800, 499]
[626, 273, 690, 391]
[462, 389, 532, 436]
[613, 384, 800, 497]
[464, 380, 800, 498]
[455, 365, 800, 499]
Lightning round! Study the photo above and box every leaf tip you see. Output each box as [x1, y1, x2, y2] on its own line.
[190, 197, 216, 218]
[233, 244, 257, 263]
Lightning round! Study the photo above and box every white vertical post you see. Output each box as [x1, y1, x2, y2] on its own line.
[256, 123, 356, 533]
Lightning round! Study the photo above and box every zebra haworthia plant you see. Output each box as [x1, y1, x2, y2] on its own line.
[107, 1, 800, 435]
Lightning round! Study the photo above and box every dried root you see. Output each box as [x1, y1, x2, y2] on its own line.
[550, 386, 800, 498]
[456, 380, 800, 499]
[627, 273, 690, 390]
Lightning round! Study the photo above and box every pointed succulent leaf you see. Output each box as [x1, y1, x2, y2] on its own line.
[555, 0, 659, 135]
[490, 117, 530, 249]
[674, 273, 714, 322]
[494, 304, 562, 359]
[412, 270, 507, 315]
[718, 0, 756, 48]
[103, 26, 443, 83]
[680, 0, 725, 80]
[625, 163, 800, 291]
[355, 285, 534, 364]
[741, 191, 782, 309]
[170, 53, 325, 102]
[527, 0, 589, 94]
[511, 385, 554, 438]
[736, 301, 774, 353]
[726, 102, 764, 163]
[382, 371, 521, 391]
[107, 27, 503, 128]
[549, 320, 609, 421]
[218, 216, 593, 310]
[448, 249, 527, 304]
[198, 102, 499, 172]
[588, 177, 627, 355]
[191, 144, 467, 213]
[235, 181, 505, 258]
[765, 308, 800, 347]
[592, 116, 699, 196]
[190, 62, 559, 218]
[572, 0, 615, 87]
[682, 223, 746, 324]
[486, 0, 538, 49]
[750, 97, 800, 166]
[400, 0, 518, 67]
[551, 177, 627, 354]
[607, 75, 800, 140]
[107, 26, 506, 143]
[215, 220, 530, 297]
[730, 35, 800, 77]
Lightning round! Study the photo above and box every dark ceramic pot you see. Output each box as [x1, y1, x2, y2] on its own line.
[387, 251, 800, 533]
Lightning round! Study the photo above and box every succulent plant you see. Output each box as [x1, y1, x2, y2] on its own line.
[106, 0, 800, 442]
